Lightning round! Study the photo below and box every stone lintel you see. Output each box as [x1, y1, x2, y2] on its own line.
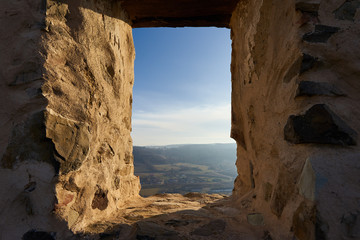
[120, 0, 240, 28]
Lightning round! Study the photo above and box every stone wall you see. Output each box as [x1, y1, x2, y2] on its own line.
[230, 0, 360, 239]
[1, 0, 359, 239]
[0, 0, 140, 238]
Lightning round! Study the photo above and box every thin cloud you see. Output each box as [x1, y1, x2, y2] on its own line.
[131, 104, 233, 146]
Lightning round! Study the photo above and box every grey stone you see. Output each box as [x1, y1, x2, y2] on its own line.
[22, 230, 55, 240]
[300, 54, 318, 74]
[284, 104, 357, 146]
[296, 81, 345, 97]
[334, 0, 360, 21]
[1, 111, 60, 172]
[303, 25, 339, 43]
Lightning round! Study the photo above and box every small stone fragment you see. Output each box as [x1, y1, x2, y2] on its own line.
[334, 0, 360, 21]
[284, 104, 357, 145]
[247, 213, 264, 226]
[296, 81, 345, 97]
[303, 25, 340, 43]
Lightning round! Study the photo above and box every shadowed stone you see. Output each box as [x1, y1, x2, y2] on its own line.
[191, 219, 226, 236]
[296, 81, 345, 97]
[270, 168, 296, 218]
[284, 104, 357, 145]
[120, 0, 239, 28]
[22, 230, 55, 240]
[334, 0, 360, 21]
[10, 70, 43, 86]
[135, 221, 180, 240]
[300, 54, 318, 74]
[1, 111, 60, 172]
[92, 188, 109, 211]
[303, 25, 340, 43]
[292, 202, 316, 240]
[283, 56, 302, 83]
[295, 2, 320, 13]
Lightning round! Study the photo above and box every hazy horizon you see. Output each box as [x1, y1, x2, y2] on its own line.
[131, 27, 232, 146]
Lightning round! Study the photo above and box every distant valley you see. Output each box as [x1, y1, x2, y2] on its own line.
[133, 143, 237, 197]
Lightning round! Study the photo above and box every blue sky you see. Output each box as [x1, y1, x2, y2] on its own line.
[131, 27, 234, 146]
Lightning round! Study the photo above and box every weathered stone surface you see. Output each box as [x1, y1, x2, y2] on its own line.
[303, 25, 340, 43]
[341, 211, 360, 238]
[283, 56, 302, 83]
[45, 111, 90, 174]
[292, 202, 316, 240]
[295, 2, 320, 13]
[247, 213, 264, 226]
[296, 81, 345, 97]
[300, 54, 318, 74]
[270, 167, 297, 218]
[191, 219, 226, 236]
[135, 221, 180, 240]
[1, 0, 360, 239]
[22, 230, 55, 240]
[120, 0, 239, 28]
[334, 0, 360, 21]
[1, 111, 59, 172]
[43, 0, 141, 231]
[284, 104, 357, 145]
[92, 188, 109, 211]
[297, 159, 315, 201]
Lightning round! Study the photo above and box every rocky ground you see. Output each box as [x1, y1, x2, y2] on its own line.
[73, 193, 268, 240]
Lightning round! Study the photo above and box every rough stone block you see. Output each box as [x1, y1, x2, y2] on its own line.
[303, 25, 340, 43]
[22, 230, 56, 240]
[300, 54, 318, 74]
[45, 111, 90, 174]
[334, 0, 360, 21]
[284, 104, 357, 145]
[296, 81, 345, 97]
[1, 111, 59, 172]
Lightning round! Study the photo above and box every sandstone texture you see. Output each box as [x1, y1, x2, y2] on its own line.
[230, 0, 360, 239]
[1, 0, 140, 238]
[0, 0, 359, 239]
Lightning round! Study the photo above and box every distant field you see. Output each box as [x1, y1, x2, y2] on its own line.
[133, 143, 237, 197]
